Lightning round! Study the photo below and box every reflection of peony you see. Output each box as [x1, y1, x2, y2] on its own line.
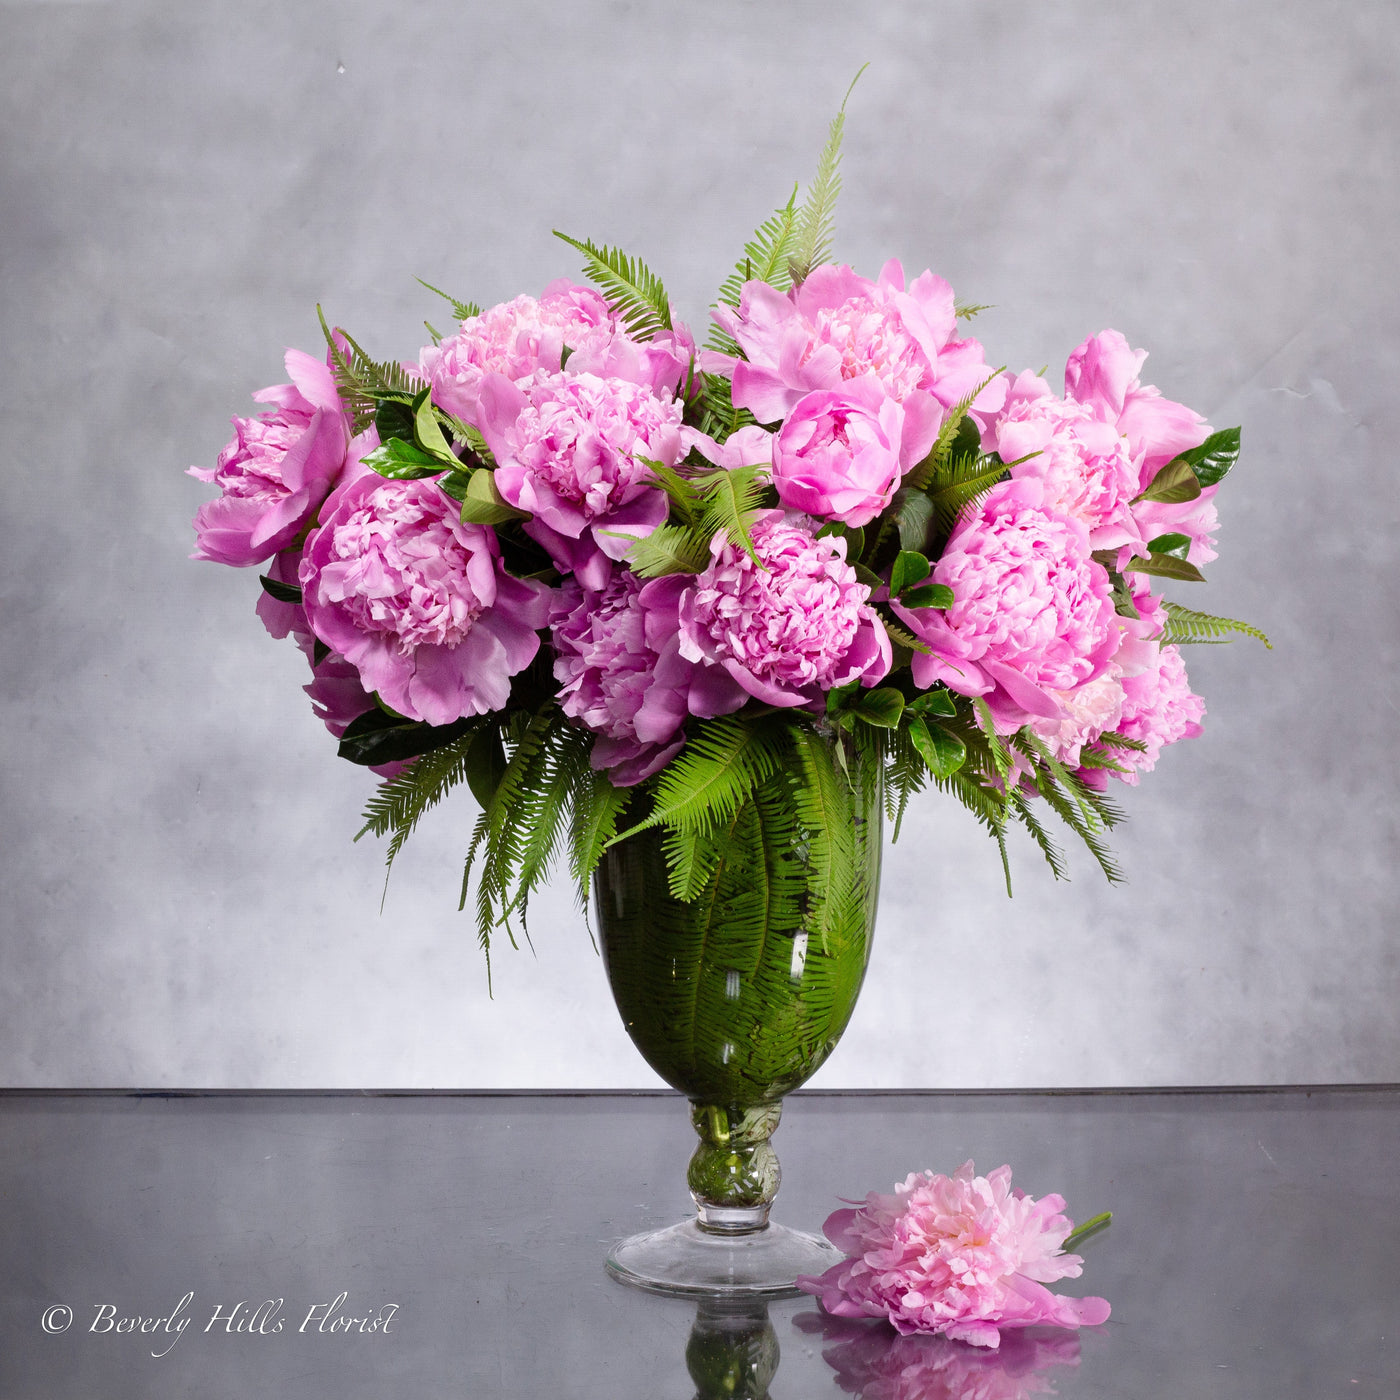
[797, 1161, 1110, 1349]
[795, 1312, 1084, 1400]
[299, 475, 550, 726]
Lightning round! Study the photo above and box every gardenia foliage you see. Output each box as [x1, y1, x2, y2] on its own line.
[191, 106, 1267, 954]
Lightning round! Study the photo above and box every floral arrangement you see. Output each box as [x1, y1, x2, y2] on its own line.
[796, 1161, 1111, 1349]
[190, 95, 1266, 954]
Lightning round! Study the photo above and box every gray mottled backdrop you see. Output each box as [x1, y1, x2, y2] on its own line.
[2, 1, 1396, 1087]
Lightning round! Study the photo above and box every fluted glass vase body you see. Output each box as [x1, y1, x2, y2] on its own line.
[594, 730, 881, 1294]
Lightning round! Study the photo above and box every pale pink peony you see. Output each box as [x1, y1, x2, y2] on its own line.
[796, 1161, 1110, 1349]
[1105, 642, 1205, 785]
[711, 261, 993, 440]
[190, 345, 364, 567]
[795, 1311, 1084, 1400]
[550, 568, 744, 786]
[1026, 668, 1128, 771]
[1063, 329, 1219, 566]
[894, 479, 1119, 732]
[476, 368, 685, 589]
[978, 370, 1145, 557]
[299, 475, 551, 726]
[678, 510, 891, 708]
[772, 377, 929, 528]
[418, 280, 617, 423]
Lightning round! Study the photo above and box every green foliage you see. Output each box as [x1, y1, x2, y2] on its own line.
[1160, 601, 1272, 648]
[1172, 426, 1240, 488]
[1136, 458, 1201, 504]
[619, 522, 712, 578]
[707, 187, 800, 357]
[789, 66, 866, 283]
[317, 307, 426, 434]
[415, 277, 481, 324]
[553, 231, 673, 341]
[696, 461, 768, 564]
[1125, 551, 1207, 583]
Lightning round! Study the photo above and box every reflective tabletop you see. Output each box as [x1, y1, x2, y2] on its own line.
[1, 1088, 1395, 1397]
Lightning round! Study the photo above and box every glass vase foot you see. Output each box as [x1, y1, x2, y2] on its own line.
[606, 1218, 841, 1297]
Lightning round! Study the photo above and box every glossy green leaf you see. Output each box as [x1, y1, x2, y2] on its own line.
[1125, 552, 1207, 583]
[413, 386, 459, 465]
[891, 488, 935, 553]
[258, 574, 302, 604]
[464, 723, 508, 809]
[854, 687, 905, 729]
[337, 708, 472, 766]
[458, 469, 528, 525]
[907, 688, 957, 718]
[889, 549, 931, 597]
[1146, 532, 1192, 560]
[361, 438, 445, 480]
[1137, 458, 1202, 504]
[1174, 426, 1240, 488]
[907, 715, 965, 777]
[374, 398, 416, 443]
[899, 583, 954, 610]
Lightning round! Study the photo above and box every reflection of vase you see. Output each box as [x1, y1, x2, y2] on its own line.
[686, 1298, 779, 1400]
[596, 731, 882, 1295]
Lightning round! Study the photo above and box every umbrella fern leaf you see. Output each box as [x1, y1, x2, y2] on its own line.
[790, 66, 866, 283]
[1160, 601, 1272, 648]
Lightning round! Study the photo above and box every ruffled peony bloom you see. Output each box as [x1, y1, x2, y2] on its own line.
[772, 376, 928, 528]
[418, 280, 617, 424]
[299, 475, 551, 726]
[678, 510, 891, 708]
[1063, 329, 1219, 565]
[1106, 642, 1205, 785]
[190, 345, 365, 567]
[710, 260, 991, 444]
[796, 1161, 1111, 1349]
[551, 568, 746, 785]
[476, 368, 686, 589]
[794, 1311, 1085, 1400]
[420, 280, 697, 426]
[894, 479, 1119, 731]
[977, 370, 1145, 558]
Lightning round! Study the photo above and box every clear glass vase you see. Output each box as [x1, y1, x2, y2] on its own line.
[594, 730, 882, 1295]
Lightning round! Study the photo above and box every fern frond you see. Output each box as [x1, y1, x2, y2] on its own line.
[787, 724, 860, 951]
[614, 716, 785, 839]
[619, 521, 711, 578]
[553, 231, 673, 341]
[790, 66, 866, 283]
[569, 766, 631, 906]
[662, 825, 725, 902]
[926, 452, 1008, 541]
[707, 187, 801, 357]
[696, 372, 758, 443]
[696, 462, 768, 562]
[416, 277, 481, 324]
[1160, 601, 1272, 649]
[954, 301, 992, 319]
[904, 369, 1003, 492]
[1007, 786, 1070, 881]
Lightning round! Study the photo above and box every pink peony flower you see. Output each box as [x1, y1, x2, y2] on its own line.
[794, 1311, 1084, 1400]
[299, 475, 551, 726]
[1063, 329, 1219, 566]
[977, 370, 1145, 558]
[894, 479, 1119, 731]
[1105, 642, 1205, 785]
[1026, 668, 1127, 771]
[550, 567, 745, 786]
[796, 1161, 1110, 1349]
[420, 280, 697, 426]
[678, 510, 891, 708]
[772, 377, 930, 528]
[711, 261, 994, 440]
[190, 345, 364, 567]
[476, 368, 686, 589]
[418, 280, 617, 424]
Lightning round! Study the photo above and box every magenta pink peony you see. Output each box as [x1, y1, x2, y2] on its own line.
[894, 479, 1119, 731]
[712, 260, 993, 437]
[797, 1161, 1111, 1349]
[678, 510, 891, 708]
[476, 368, 686, 589]
[299, 474, 551, 726]
[550, 567, 745, 785]
[190, 345, 365, 567]
[772, 376, 928, 527]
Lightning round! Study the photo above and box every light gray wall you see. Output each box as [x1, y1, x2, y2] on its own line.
[2, 0, 1395, 1087]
